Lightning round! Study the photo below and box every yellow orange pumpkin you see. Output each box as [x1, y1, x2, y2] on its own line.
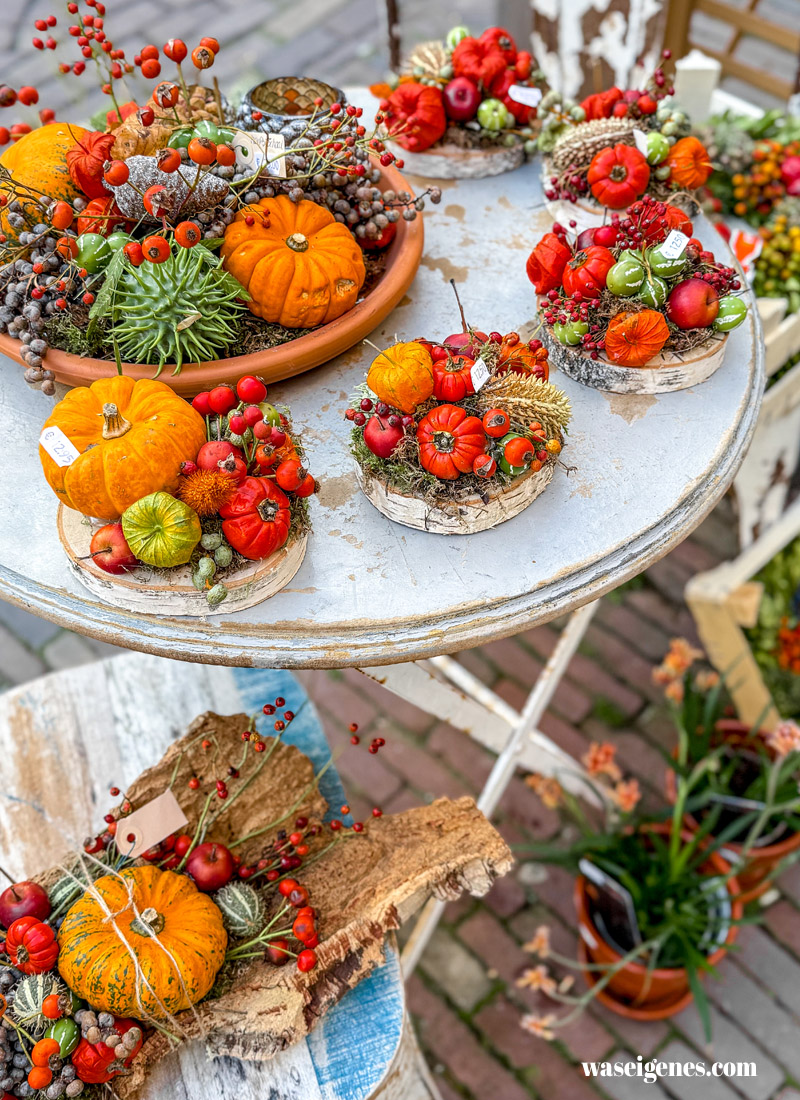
[366, 341, 434, 413]
[221, 195, 366, 328]
[58, 867, 227, 1019]
[39, 376, 206, 521]
[0, 124, 88, 238]
[666, 136, 713, 191]
[604, 309, 670, 367]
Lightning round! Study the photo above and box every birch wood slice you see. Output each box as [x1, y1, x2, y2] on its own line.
[57, 504, 308, 617]
[354, 460, 554, 535]
[541, 327, 729, 395]
[387, 139, 525, 179]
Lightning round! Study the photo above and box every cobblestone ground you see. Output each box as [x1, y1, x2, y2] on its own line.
[6, 496, 800, 1100]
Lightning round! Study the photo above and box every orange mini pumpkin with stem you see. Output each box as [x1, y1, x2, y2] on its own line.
[367, 340, 434, 413]
[666, 136, 713, 191]
[417, 404, 486, 480]
[604, 309, 670, 367]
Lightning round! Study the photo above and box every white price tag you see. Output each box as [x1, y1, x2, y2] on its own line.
[232, 130, 287, 179]
[39, 426, 80, 468]
[114, 789, 188, 859]
[471, 358, 490, 391]
[507, 85, 542, 109]
[660, 229, 689, 260]
[632, 129, 649, 155]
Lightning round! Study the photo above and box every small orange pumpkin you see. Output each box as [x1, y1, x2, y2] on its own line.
[604, 310, 670, 367]
[666, 136, 713, 191]
[367, 341, 435, 413]
[221, 196, 365, 328]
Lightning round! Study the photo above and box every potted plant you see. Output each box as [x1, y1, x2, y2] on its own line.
[656, 639, 800, 903]
[521, 740, 742, 1036]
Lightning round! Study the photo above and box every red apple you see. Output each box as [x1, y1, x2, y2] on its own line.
[666, 277, 719, 329]
[443, 329, 489, 359]
[363, 414, 404, 459]
[0, 881, 51, 928]
[89, 523, 138, 575]
[186, 842, 234, 892]
[196, 439, 243, 470]
[442, 76, 481, 122]
[576, 225, 618, 249]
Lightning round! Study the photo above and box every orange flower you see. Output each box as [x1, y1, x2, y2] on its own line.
[525, 773, 563, 809]
[664, 679, 685, 704]
[653, 638, 704, 687]
[766, 721, 800, 758]
[610, 778, 641, 813]
[695, 670, 720, 692]
[520, 1013, 557, 1040]
[516, 964, 556, 995]
[523, 925, 551, 959]
[582, 742, 621, 782]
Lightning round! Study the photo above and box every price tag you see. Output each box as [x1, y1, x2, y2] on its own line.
[232, 131, 287, 179]
[471, 358, 490, 391]
[39, 426, 80, 468]
[507, 85, 542, 109]
[114, 789, 188, 860]
[632, 129, 649, 155]
[660, 229, 689, 260]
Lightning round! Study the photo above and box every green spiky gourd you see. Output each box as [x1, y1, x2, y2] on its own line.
[214, 882, 266, 939]
[108, 246, 248, 376]
[12, 974, 69, 1035]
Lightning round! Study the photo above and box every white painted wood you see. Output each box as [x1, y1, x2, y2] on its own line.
[386, 140, 525, 180]
[354, 460, 554, 535]
[58, 505, 308, 617]
[0, 87, 765, 668]
[764, 309, 800, 376]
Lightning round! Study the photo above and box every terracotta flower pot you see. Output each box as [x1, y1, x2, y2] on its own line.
[575, 824, 741, 1020]
[665, 719, 800, 904]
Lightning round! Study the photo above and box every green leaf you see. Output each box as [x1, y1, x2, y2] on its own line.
[87, 248, 128, 340]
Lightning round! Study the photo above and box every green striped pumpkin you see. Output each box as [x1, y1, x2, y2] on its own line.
[12, 974, 66, 1035]
[214, 882, 266, 940]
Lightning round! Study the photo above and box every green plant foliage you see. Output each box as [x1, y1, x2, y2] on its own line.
[745, 536, 800, 716]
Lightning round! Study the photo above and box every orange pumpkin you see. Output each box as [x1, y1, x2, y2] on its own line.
[604, 310, 670, 367]
[221, 196, 365, 328]
[367, 341, 435, 413]
[0, 123, 89, 239]
[39, 376, 207, 521]
[666, 136, 712, 191]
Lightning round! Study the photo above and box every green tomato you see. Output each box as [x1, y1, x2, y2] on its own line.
[646, 244, 687, 278]
[654, 164, 672, 181]
[446, 25, 470, 48]
[46, 1017, 81, 1058]
[75, 232, 111, 273]
[167, 129, 192, 149]
[217, 127, 236, 143]
[645, 131, 670, 165]
[606, 257, 645, 296]
[477, 98, 512, 132]
[259, 401, 281, 425]
[639, 275, 668, 308]
[193, 119, 221, 142]
[569, 105, 586, 122]
[106, 231, 132, 253]
[661, 120, 679, 137]
[713, 296, 747, 332]
[553, 320, 588, 346]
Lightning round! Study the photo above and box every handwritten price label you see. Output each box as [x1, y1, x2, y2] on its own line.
[660, 229, 690, 260]
[233, 131, 287, 179]
[114, 789, 188, 860]
[39, 426, 80, 468]
[632, 129, 649, 156]
[471, 358, 490, 391]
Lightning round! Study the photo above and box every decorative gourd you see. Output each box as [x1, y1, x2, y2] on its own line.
[604, 309, 670, 367]
[0, 123, 89, 237]
[451, 38, 507, 88]
[221, 196, 365, 328]
[39, 376, 206, 521]
[587, 144, 650, 209]
[214, 882, 266, 939]
[122, 491, 202, 567]
[432, 355, 475, 402]
[666, 136, 713, 191]
[66, 130, 116, 198]
[219, 477, 291, 561]
[496, 338, 549, 381]
[58, 866, 227, 1019]
[382, 82, 447, 152]
[367, 341, 434, 413]
[11, 974, 66, 1036]
[417, 404, 486, 480]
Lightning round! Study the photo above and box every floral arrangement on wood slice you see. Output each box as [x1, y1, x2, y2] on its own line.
[0, 3, 441, 394]
[538, 50, 712, 222]
[348, 284, 572, 535]
[38, 373, 315, 611]
[370, 25, 545, 175]
[526, 196, 748, 393]
[0, 704, 510, 1099]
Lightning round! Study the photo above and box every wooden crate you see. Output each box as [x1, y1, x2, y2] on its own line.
[685, 495, 800, 729]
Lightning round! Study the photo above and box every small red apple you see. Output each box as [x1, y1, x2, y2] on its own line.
[442, 76, 481, 121]
[0, 881, 51, 929]
[443, 329, 490, 359]
[185, 842, 234, 892]
[89, 523, 138, 575]
[363, 414, 404, 459]
[666, 277, 719, 329]
[196, 439, 243, 470]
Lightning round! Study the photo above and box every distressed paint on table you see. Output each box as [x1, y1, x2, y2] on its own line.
[0, 656, 409, 1100]
[0, 93, 764, 669]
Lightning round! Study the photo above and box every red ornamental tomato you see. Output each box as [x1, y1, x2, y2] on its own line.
[580, 86, 623, 121]
[432, 354, 475, 402]
[219, 477, 291, 561]
[383, 83, 446, 152]
[4, 916, 58, 975]
[451, 37, 506, 88]
[639, 202, 693, 245]
[562, 245, 616, 299]
[526, 232, 572, 295]
[71, 1019, 142, 1084]
[478, 26, 518, 64]
[487, 68, 535, 125]
[587, 144, 650, 209]
[417, 404, 486, 480]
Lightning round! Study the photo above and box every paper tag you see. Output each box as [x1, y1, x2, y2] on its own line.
[660, 229, 690, 259]
[115, 790, 188, 859]
[470, 358, 490, 391]
[632, 129, 649, 155]
[39, 426, 80, 468]
[233, 131, 287, 179]
[507, 84, 542, 108]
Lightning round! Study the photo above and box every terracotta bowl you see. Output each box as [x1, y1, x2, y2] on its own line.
[0, 163, 424, 397]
